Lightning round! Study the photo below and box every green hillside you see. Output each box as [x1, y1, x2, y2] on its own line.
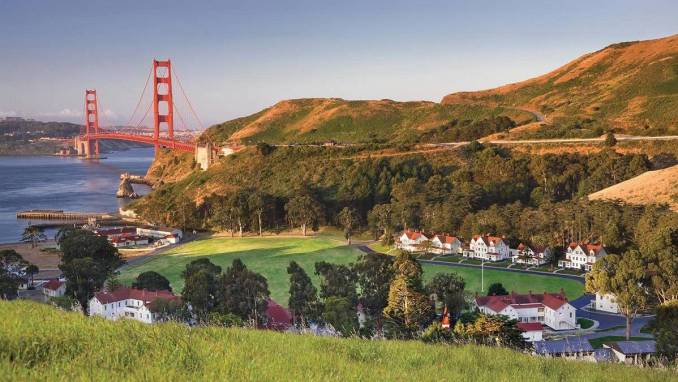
[2, 301, 675, 381]
[203, 98, 534, 145]
[442, 34, 678, 136]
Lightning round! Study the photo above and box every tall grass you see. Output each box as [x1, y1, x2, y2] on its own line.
[1, 301, 676, 381]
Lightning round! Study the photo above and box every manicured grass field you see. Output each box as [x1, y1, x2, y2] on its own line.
[421, 264, 584, 300]
[119, 236, 362, 306]
[3, 301, 675, 381]
[119, 236, 585, 305]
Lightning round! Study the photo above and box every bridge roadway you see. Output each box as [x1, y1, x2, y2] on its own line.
[84, 132, 195, 152]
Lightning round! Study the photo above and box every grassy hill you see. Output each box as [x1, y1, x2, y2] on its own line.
[442, 34, 678, 136]
[588, 163, 678, 212]
[203, 98, 534, 145]
[117, 236, 584, 306]
[2, 300, 676, 381]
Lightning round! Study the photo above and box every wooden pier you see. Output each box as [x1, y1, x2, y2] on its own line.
[16, 210, 115, 220]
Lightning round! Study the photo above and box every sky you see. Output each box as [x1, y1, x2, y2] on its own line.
[1, 0, 678, 128]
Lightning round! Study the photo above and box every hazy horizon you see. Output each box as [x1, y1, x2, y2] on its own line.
[1, 0, 678, 128]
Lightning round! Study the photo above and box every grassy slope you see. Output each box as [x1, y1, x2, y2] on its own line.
[588, 163, 678, 212]
[2, 301, 676, 381]
[118, 237, 584, 305]
[204, 98, 534, 145]
[442, 34, 678, 134]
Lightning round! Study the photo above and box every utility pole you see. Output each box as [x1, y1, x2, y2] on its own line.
[481, 258, 484, 292]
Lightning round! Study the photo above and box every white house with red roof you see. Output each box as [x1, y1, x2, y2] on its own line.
[430, 234, 462, 255]
[558, 242, 607, 271]
[517, 322, 544, 342]
[595, 292, 620, 313]
[89, 287, 180, 324]
[41, 279, 66, 298]
[475, 290, 577, 330]
[512, 243, 551, 266]
[467, 234, 511, 261]
[397, 230, 429, 252]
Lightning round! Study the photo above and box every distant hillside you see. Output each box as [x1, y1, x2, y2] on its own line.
[2, 301, 675, 381]
[589, 164, 678, 211]
[204, 98, 534, 144]
[442, 34, 678, 136]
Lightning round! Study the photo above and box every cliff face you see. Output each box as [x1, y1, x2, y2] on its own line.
[145, 149, 196, 186]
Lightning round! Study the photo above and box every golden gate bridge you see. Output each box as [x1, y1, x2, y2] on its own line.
[74, 59, 216, 161]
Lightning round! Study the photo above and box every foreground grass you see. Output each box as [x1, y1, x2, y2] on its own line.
[1, 301, 675, 381]
[119, 236, 584, 305]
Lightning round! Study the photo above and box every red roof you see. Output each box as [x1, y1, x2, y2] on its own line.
[42, 279, 64, 291]
[476, 291, 569, 312]
[265, 299, 292, 330]
[568, 242, 604, 255]
[435, 234, 459, 244]
[517, 322, 543, 332]
[473, 234, 505, 246]
[403, 230, 427, 241]
[94, 287, 179, 307]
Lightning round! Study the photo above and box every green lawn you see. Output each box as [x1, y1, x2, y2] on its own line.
[119, 236, 585, 306]
[421, 264, 584, 300]
[577, 318, 595, 329]
[119, 236, 362, 307]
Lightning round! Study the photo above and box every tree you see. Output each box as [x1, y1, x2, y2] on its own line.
[337, 207, 358, 245]
[426, 273, 466, 320]
[0, 249, 28, 299]
[21, 225, 47, 248]
[314, 261, 357, 304]
[353, 253, 395, 328]
[383, 253, 434, 338]
[322, 296, 359, 336]
[227, 191, 250, 237]
[220, 259, 270, 324]
[285, 194, 323, 236]
[487, 283, 508, 296]
[105, 276, 123, 292]
[24, 264, 39, 289]
[182, 267, 221, 322]
[586, 251, 650, 340]
[58, 230, 123, 315]
[367, 203, 394, 243]
[604, 132, 617, 147]
[649, 300, 678, 359]
[248, 191, 268, 236]
[640, 223, 678, 305]
[132, 271, 172, 292]
[453, 314, 527, 350]
[287, 261, 321, 327]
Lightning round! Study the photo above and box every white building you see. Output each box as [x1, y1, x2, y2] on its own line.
[136, 227, 183, 245]
[89, 288, 180, 324]
[558, 243, 607, 271]
[430, 234, 462, 255]
[467, 234, 511, 261]
[603, 341, 656, 364]
[397, 230, 429, 252]
[517, 322, 544, 342]
[475, 290, 577, 331]
[512, 243, 551, 266]
[42, 279, 66, 298]
[595, 293, 620, 313]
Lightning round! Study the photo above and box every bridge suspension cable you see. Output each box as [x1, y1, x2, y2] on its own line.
[125, 64, 153, 128]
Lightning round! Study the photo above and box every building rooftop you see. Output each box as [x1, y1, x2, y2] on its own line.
[606, 340, 656, 355]
[534, 338, 593, 355]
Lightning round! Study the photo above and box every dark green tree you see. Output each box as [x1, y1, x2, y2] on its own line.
[353, 253, 395, 326]
[322, 296, 359, 336]
[337, 207, 358, 245]
[21, 225, 47, 248]
[649, 301, 678, 359]
[287, 261, 321, 327]
[314, 261, 357, 304]
[487, 282, 508, 296]
[426, 273, 466, 320]
[24, 264, 39, 289]
[132, 271, 172, 292]
[285, 194, 323, 236]
[58, 230, 123, 315]
[604, 131, 617, 146]
[220, 259, 270, 324]
[181, 258, 222, 321]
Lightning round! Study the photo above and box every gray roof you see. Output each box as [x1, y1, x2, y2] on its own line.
[607, 340, 656, 355]
[534, 338, 594, 355]
[593, 348, 615, 362]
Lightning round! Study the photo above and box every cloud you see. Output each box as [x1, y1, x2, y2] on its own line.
[0, 110, 18, 118]
[57, 108, 83, 117]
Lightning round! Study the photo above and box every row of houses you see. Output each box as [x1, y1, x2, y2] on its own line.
[534, 338, 657, 365]
[397, 230, 607, 270]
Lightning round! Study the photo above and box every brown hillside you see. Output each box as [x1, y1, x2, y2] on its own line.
[442, 34, 678, 134]
[588, 164, 678, 211]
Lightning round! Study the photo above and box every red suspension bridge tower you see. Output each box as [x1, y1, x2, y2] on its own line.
[153, 59, 174, 153]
